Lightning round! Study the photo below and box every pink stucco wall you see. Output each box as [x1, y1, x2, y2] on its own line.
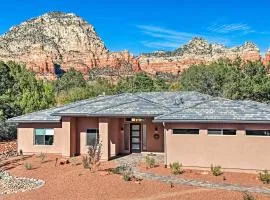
[17, 120, 70, 156]
[165, 123, 270, 170]
[145, 118, 164, 152]
[76, 117, 99, 154]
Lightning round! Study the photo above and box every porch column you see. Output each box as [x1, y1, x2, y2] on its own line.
[99, 118, 109, 161]
[61, 117, 72, 157]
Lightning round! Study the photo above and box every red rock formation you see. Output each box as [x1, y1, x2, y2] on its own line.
[263, 49, 270, 65]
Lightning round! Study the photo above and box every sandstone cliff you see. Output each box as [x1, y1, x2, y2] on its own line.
[0, 12, 138, 79]
[138, 37, 261, 75]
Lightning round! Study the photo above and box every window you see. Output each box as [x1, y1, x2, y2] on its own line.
[246, 130, 270, 136]
[173, 129, 199, 135]
[86, 129, 99, 146]
[208, 129, 236, 135]
[124, 124, 129, 150]
[34, 129, 54, 145]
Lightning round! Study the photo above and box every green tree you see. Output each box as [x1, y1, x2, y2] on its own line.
[179, 59, 270, 103]
[133, 72, 155, 92]
[54, 68, 86, 93]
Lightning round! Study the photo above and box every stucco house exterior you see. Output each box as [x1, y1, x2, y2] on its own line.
[7, 91, 270, 171]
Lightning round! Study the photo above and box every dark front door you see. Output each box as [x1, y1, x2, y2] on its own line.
[130, 124, 141, 153]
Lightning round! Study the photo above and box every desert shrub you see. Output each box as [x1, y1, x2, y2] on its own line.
[108, 164, 133, 181]
[38, 152, 46, 162]
[82, 156, 89, 169]
[169, 162, 184, 175]
[243, 192, 256, 200]
[145, 156, 155, 168]
[82, 142, 102, 171]
[259, 170, 270, 184]
[24, 163, 32, 170]
[211, 164, 222, 176]
[109, 164, 128, 174]
[122, 167, 133, 181]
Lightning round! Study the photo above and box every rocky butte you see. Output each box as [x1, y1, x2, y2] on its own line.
[0, 12, 140, 80]
[0, 11, 268, 79]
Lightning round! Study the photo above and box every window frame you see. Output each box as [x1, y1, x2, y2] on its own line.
[207, 129, 236, 136]
[34, 128, 54, 146]
[172, 129, 199, 135]
[246, 130, 270, 136]
[86, 128, 99, 146]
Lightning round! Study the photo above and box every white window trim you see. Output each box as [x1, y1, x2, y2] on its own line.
[33, 128, 55, 146]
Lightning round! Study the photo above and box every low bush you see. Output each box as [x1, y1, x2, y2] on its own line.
[38, 152, 46, 162]
[24, 163, 33, 170]
[210, 164, 222, 176]
[145, 156, 155, 168]
[243, 192, 256, 200]
[259, 170, 270, 184]
[82, 156, 89, 169]
[169, 162, 184, 175]
[109, 164, 128, 174]
[122, 167, 133, 181]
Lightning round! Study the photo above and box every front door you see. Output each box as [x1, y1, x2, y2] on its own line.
[130, 124, 141, 153]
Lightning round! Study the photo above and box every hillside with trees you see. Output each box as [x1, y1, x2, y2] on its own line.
[1, 59, 270, 141]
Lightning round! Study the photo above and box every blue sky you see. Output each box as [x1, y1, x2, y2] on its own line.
[1, 0, 270, 55]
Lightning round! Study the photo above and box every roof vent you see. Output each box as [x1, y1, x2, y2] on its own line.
[174, 97, 184, 105]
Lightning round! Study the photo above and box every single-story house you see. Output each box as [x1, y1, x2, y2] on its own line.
[7, 91, 270, 171]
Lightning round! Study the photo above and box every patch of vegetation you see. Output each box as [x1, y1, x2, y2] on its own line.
[81, 142, 102, 172]
[24, 163, 33, 170]
[145, 156, 155, 169]
[122, 167, 133, 181]
[82, 156, 89, 169]
[259, 170, 270, 184]
[108, 164, 128, 174]
[169, 162, 184, 175]
[38, 152, 46, 162]
[210, 164, 222, 176]
[243, 192, 256, 200]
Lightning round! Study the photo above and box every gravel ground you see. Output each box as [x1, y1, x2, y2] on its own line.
[1, 155, 270, 200]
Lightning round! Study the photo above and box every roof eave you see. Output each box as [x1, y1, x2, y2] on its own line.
[153, 119, 270, 124]
[6, 120, 61, 123]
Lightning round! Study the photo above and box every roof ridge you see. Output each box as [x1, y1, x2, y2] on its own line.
[155, 98, 213, 119]
[134, 93, 172, 111]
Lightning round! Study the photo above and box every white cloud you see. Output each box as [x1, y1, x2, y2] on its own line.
[141, 41, 180, 49]
[136, 25, 231, 49]
[208, 23, 254, 34]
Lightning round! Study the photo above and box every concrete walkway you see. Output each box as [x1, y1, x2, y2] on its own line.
[114, 154, 270, 195]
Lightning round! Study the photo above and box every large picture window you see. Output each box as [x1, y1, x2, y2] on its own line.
[86, 129, 99, 146]
[208, 129, 236, 135]
[34, 129, 54, 145]
[173, 129, 199, 135]
[246, 130, 270, 136]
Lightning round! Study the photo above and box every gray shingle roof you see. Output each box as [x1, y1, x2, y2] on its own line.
[7, 91, 270, 123]
[154, 98, 270, 123]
